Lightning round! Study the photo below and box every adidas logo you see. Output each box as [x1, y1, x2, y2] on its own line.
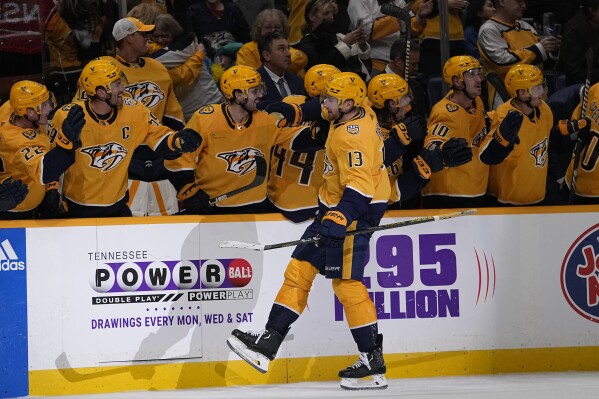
[0, 239, 25, 271]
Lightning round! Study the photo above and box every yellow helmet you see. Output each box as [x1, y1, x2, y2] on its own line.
[443, 55, 481, 85]
[504, 64, 545, 98]
[304, 64, 341, 97]
[367, 73, 411, 109]
[323, 72, 366, 107]
[80, 57, 121, 96]
[220, 65, 262, 100]
[10, 80, 53, 116]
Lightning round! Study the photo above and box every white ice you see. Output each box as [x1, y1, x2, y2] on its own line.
[28, 371, 599, 399]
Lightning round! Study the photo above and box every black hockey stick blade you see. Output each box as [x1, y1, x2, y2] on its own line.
[208, 155, 267, 205]
[220, 209, 477, 251]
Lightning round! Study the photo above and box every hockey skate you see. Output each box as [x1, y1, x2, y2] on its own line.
[227, 327, 285, 374]
[339, 335, 387, 390]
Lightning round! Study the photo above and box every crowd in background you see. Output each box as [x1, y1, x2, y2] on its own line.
[1, 0, 599, 220]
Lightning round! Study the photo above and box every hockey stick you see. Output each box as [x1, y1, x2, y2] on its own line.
[208, 155, 267, 205]
[568, 48, 594, 204]
[380, 3, 413, 81]
[220, 209, 477, 251]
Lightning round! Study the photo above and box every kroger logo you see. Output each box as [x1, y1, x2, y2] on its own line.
[561, 224, 599, 323]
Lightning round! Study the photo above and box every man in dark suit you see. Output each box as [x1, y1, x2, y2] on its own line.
[257, 31, 306, 102]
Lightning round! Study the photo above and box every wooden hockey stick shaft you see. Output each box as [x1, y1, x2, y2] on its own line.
[220, 209, 477, 251]
[569, 48, 594, 204]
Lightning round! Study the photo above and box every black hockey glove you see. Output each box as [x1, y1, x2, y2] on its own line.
[36, 186, 65, 219]
[310, 119, 330, 146]
[0, 178, 28, 211]
[319, 210, 348, 248]
[389, 123, 412, 148]
[57, 104, 85, 150]
[438, 137, 473, 167]
[171, 128, 202, 153]
[183, 189, 212, 214]
[412, 150, 440, 181]
[493, 110, 523, 147]
[557, 118, 590, 136]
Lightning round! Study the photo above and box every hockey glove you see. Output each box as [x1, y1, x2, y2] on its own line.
[171, 128, 202, 153]
[439, 137, 472, 167]
[319, 210, 349, 248]
[0, 178, 28, 211]
[412, 150, 439, 181]
[56, 104, 85, 150]
[310, 119, 330, 147]
[389, 123, 412, 148]
[557, 118, 590, 136]
[265, 102, 303, 127]
[36, 185, 65, 219]
[492, 110, 523, 147]
[177, 181, 212, 214]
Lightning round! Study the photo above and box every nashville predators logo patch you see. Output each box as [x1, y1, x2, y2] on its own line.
[125, 81, 165, 109]
[217, 147, 264, 176]
[530, 137, 548, 167]
[446, 103, 459, 112]
[81, 142, 128, 171]
[346, 124, 360, 134]
[199, 105, 215, 114]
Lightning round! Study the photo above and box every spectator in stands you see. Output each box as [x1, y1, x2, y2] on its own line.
[44, 0, 103, 105]
[298, 0, 372, 81]
[236, 8, 308, 75]
[412, 0, 467, 78]
[347, 0, 405, 73]
[557, 0, 599, 86]
[112, 17, 185, 216]
[463, 0, 495, 61]
[127, 2, 165, 54]
[258, 31, 307, 102]
[185, 0, 250, 59]
[127, 0, 171, 15]
[478, 0, 560, 109]
[150, 14, 224, 120]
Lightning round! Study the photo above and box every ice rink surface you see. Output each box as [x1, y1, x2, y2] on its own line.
[28, 371, 599, 399]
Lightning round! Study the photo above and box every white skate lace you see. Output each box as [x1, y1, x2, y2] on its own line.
[349, 352, 371, 371]
[246, 330, 267, 344]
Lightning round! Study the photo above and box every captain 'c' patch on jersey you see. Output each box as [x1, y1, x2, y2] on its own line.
[217, 147, 264, 176]
[81, 142, 128, 171]
[346, 124, 360, 134]
[530, 137, 548, 167]
[125, 81, 165, 109]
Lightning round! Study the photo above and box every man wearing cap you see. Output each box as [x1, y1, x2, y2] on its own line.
[111, 16, 185, 216]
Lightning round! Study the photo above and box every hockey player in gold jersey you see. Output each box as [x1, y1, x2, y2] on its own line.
[479, 64, 561, 206]
[267, 64, 340, 222]
[0, 81, 79, 219]
[49, 57, 201, 218]
[165, 65, 308, 214]
[368, 73, 472, 207]
[562, 81, 599, 204]
[228, 72, 391, 390]
[422, 55, 490, 209]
